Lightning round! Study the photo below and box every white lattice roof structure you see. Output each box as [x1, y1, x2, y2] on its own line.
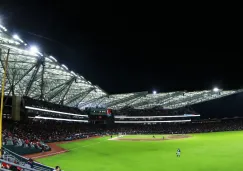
[0, 24, 242, 110]
[83, 90, 241, 109]
[0, 24, 106, 108]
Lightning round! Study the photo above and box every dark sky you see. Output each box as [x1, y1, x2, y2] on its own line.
[0, 1, 241, 94]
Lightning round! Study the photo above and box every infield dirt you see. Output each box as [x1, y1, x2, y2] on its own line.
[114, 135, 191, 141]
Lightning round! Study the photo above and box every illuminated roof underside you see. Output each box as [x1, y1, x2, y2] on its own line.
[84, 90, 242, 109]
[0, 25, 106, 108]
[0, 25, 242, 110]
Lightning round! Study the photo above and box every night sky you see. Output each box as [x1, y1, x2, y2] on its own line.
[0, 1, 241, 94]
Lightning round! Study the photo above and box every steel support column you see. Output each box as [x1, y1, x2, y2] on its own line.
[40, 60, 45, 100]
[24, 61, 42, 96]
[58, 79, 75, 105]
[65, 87, 94, 106]
[47, 77, 76, 101]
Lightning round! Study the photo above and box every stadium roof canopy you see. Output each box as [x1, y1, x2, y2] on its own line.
[0, 24, 107, 108]
[0, 24, 242, 110]
[81, 90, 242, 109]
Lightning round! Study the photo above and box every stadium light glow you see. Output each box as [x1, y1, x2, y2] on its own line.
[213, 87, 219, 92]
[71, 71, 77, 77]
[61, 64, 68, 70]
[13, 34, 20, 40]
[0, 24, 7, 32]
[115, 120, 191, 123]
[49, 56, 57, 62]
[30, 46, 39, 54]
[13, 34, 23, 42]
[28, 116, 89, 122]
[25, 106, 88, 117]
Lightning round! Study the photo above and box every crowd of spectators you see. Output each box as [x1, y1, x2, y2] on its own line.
[113, 107, 196, 116]
[0, 159, 24, 171]
[2, 121, 50, 152]
[0, 157, 60, 171]
[3, 118, 243, 148]
[2, 120, 101, 150]
[107, 119, 243, 134]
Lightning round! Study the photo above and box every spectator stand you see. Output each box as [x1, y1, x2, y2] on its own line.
[0, 159, 38, 171]
[2, 147, 53, 171]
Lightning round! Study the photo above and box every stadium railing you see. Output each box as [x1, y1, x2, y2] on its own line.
[2, 147, 53, 171]
[0, 159, 38, 171]
[0, 168, 11, 171]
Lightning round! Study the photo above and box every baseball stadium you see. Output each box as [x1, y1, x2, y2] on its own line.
[1, 24, 243, 171]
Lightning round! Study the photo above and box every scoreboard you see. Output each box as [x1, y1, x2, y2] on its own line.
[88, 108, 114, 124]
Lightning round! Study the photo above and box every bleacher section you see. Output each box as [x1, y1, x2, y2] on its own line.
[1, 148, 53, 170]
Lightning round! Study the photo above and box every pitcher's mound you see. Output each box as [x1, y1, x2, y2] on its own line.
[115, 135, 191, 141]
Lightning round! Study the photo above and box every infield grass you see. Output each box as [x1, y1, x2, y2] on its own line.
[37, 131, 243, 171]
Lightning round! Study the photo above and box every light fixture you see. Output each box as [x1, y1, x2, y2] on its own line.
[213, 87, 219, 92]
[13, 34, 20, 40]
[30, 46, 39, 54]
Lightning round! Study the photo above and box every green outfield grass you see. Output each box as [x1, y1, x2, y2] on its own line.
[37, 131, 243, 171]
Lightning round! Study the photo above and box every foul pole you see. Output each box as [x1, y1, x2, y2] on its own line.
[0, 48, 10, 156]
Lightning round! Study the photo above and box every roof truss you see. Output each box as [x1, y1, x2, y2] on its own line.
[0, 25, 241, 110]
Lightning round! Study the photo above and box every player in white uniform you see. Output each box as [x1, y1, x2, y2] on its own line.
[176, 148, 181, 157]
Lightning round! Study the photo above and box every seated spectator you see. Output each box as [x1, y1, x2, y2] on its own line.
[9, 161, 18, 171]
[1, 161, 10, 169]
[23, 158, 33, 171]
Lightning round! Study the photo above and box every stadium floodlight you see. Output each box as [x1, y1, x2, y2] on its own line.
[153, 90, 157, 94]
[0, 24, 7, 32]
[13, 34, 24, 43]
[213, 87, 219, 92]
[13, 34, 20, 40]
[71, 71, 78, 77]
[30, 45, 39, 54]
[49, 56, 57, 62]
[61, 64, 68, 70]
